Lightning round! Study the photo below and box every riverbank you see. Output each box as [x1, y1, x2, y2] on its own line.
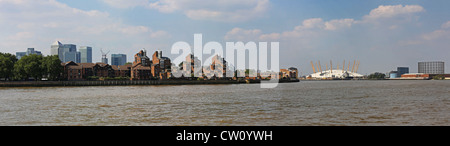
[0, 79, 299, 87]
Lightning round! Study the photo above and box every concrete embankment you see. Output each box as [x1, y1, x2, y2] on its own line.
[0, 79, 299, 87]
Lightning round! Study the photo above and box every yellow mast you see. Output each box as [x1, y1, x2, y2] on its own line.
[352, 60, 356, 73]
[356, 60, 360, 73]
[311, 61, 316, 73]
[347, 61, 350, 72]
[319, 61, 322, 73]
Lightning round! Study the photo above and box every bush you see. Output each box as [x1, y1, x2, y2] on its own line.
[433, 74, 445, 80]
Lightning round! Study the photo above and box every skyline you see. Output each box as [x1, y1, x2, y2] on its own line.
[1, 0, 450, 75]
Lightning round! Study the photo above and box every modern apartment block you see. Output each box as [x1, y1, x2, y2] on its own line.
[418, 61, 444, 74]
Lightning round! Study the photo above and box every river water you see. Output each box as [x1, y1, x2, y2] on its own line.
[0, 80, 448, 126]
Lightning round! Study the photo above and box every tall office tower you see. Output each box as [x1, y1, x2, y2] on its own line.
[79, 46, 92, 63]
[418, 61, 445, 74]
[51, 41, 78, 63]
[111, 54, 127, 66]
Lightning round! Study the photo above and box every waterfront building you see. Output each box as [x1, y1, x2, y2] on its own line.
[79, 46, 92, 63]
[62, 61, 124, 80]
[389, 71, 398, 79]
[16, 48, 42, 60]
[152, 50, 172, 79]
[112, 64, 132, 77]
[203, 54, 229, 79]
[288, 67, 299, 79]
[181, 53, 202, 77]
[308, 60, 362, 79]
[418, 61, 444, 74]
[131, 50, 152, 80]
[111, 54, 127, 66]
[397, 67, 409, 77]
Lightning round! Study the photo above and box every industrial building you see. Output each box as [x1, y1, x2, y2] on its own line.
[418, 61, 444, 74]
[389, 67, 409, 79]
[308, 60, 363, 79]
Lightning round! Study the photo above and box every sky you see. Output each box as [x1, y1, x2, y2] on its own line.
[1, 0, 450, 75]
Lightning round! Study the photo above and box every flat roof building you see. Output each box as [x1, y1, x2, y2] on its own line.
[79, 46, 92, 63]
[418, 61, 444, 74]
[111, 54, 127, 66]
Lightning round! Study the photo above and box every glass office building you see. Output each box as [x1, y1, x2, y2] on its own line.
[51, 41, 79, 63]
[16, 48, 42, 60]
[111, 54, 127, 66]
[79, 46, 92, 63]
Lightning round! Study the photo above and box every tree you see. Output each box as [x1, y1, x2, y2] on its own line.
[43, 55, 63, 81]
[433, 74, 445, 80]
[0, 52, 17, 80]
[367, 72, 386, 80]
[14, 54, 44, 81]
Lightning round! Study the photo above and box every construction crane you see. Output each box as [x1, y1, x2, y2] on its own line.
[100, 49, 110, 64]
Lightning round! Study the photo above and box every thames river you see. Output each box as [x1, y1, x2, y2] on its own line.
[0, 80, 448, 126]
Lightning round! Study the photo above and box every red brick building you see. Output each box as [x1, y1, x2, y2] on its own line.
[131, 50, 152, 80]
[151, 50, 172, 79]
[63, 61, 120, 80]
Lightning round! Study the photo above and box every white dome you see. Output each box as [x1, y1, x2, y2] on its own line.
[309, 69, 363, 79]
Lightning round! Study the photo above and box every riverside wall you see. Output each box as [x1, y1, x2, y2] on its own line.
[0, 79, 299, 87]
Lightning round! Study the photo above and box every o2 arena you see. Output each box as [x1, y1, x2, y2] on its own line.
[307, 60, 363, 79]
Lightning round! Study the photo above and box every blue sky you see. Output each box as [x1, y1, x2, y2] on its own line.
[1, 0, 450, 75]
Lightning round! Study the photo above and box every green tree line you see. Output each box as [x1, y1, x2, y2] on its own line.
[0, 52, 63, 81]
[367, 72, 386, 80]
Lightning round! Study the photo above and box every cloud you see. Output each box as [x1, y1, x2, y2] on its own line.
[0, 0, 170, 60]
[222, 4, 432, 74]
[421, 21, 450, 41]
[224, 28, 262, 41]
[100, 0, 270, 22]
[441, 21, 450, 29]
[99, 0, 149, 9]
[324, 19, 355, 30]
[225, 17, 356, 42]
[225, 4, 425, 43]
[362, 5, 424, 21]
